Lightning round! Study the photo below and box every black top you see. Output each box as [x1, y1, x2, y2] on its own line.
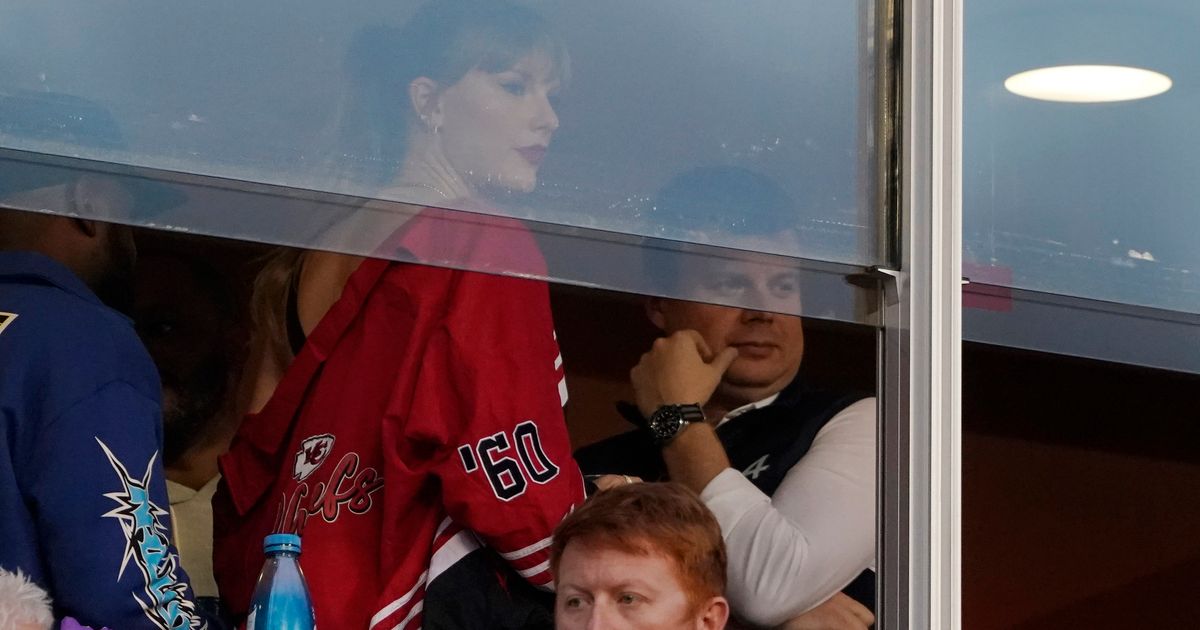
[285, 275, 307, 356]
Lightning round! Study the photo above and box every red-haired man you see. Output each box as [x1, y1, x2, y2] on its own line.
[552, 482, 730, 630]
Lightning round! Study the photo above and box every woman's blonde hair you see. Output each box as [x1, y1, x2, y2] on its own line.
[248, 247, 306, 371]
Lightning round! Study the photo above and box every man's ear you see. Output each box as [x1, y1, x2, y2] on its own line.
[644, 297, 669, 331]
[69, 180, 98, 237]
[695, 596, 730, 630]
[408, 77, 443, 131]
[71, 218, 99, 238]
[67, 177, 103, 231]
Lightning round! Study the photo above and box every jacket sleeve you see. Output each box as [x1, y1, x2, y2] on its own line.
[409, 272, 584, 591]
[27, 380, 205, 630]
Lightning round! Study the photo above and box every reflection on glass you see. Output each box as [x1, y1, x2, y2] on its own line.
[0, 92, 185, 224]
[1003, 64, 1173, 104]
[327, 4, 567, 202]
[645, 167, 806, 315]
[0, 0, 876, 324]
[298, 1, 570, 262]
[965, 0, 1200, 314]
[0, 92, 184, 314]
[0, 0, 874, 267]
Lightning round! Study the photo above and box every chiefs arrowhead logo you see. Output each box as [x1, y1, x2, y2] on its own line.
[294, 433, 336, 481]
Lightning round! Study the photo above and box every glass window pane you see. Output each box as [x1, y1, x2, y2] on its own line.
[0, 0, 880, 322]
[964, 2, 1200, 626]
[964, 0, 1200, 315]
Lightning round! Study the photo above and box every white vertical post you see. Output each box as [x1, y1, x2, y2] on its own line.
[878, 0, 961, 627]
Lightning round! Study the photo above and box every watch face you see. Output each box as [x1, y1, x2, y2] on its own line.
[649, 406, 686, 444]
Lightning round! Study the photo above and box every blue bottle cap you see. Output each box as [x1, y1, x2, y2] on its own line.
[263, 533, 302, 554]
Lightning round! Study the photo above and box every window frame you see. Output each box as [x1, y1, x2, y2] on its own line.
[876, 0, 963, 627]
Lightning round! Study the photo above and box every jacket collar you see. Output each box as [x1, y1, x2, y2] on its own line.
[0, 251, 110, 311]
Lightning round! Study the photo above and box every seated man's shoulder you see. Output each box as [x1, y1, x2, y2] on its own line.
[766, 380, 870, 423]
[810, 395, 876, 442]
[834, 395, 876, 417]
[810, 390, 875, 420]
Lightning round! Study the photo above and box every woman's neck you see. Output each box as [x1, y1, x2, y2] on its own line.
[394, 132, 475, 202]
[307, 134, 482, 266]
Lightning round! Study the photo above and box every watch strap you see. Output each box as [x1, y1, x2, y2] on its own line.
[616, 400, 650, 431]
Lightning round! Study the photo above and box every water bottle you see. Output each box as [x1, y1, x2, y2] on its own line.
[246, 533, 316, 630]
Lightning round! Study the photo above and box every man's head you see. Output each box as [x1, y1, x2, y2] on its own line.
[133, 251, 239, 467]
[0, 177, 138, 313]
[552, 483, 729, 630]
[0, 92, 182, 313]
[646, 287, 804, 411]
[643, 167, 807, 409]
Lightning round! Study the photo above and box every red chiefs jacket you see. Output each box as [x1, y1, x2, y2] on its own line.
[214, 208, 584, 629]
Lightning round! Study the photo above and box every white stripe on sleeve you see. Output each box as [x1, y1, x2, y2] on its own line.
[369, 571, 426, 629]
[498, 535, 553, 562]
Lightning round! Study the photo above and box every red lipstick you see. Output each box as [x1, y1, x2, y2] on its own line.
[516, 145, 547, 166]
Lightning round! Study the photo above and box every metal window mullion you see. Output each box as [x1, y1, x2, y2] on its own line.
[878, 0, 962, 627]
[930, 0, 963, 625]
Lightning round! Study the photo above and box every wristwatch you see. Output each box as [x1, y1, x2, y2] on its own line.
[646, 403, 706, 446]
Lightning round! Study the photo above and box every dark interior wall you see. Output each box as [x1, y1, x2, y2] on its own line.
[961, 343, 1200, 629]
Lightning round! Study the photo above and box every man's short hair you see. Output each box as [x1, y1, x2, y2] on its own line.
[0, 91, 184, 220]
[652, 166, 796, 237]
[551, 482, 727, 611]
[642, 166, 800, 291]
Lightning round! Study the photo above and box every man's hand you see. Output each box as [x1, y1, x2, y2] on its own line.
[776, 593, 874, 630]
[589, 474, 643, 492]
[630, 330, 739, 418]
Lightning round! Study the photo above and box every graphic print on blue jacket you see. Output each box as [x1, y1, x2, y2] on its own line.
[0, 252, 204, 629]
[97, 439, 202, 630]
[0, 311, 16, 335]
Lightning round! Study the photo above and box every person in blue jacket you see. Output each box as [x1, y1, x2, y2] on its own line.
[0, 92, 205, 630]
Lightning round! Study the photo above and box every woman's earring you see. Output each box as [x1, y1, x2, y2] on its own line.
[422, 115, 440, 135]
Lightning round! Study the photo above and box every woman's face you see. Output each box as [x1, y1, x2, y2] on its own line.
[434, 52, 561, 193]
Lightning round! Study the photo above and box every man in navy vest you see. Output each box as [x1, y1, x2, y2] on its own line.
[0, 92, 205, 629]
[575, 168, 876, 629]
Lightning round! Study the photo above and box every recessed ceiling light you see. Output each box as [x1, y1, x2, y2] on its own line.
[1004, 65, 1172, 103]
